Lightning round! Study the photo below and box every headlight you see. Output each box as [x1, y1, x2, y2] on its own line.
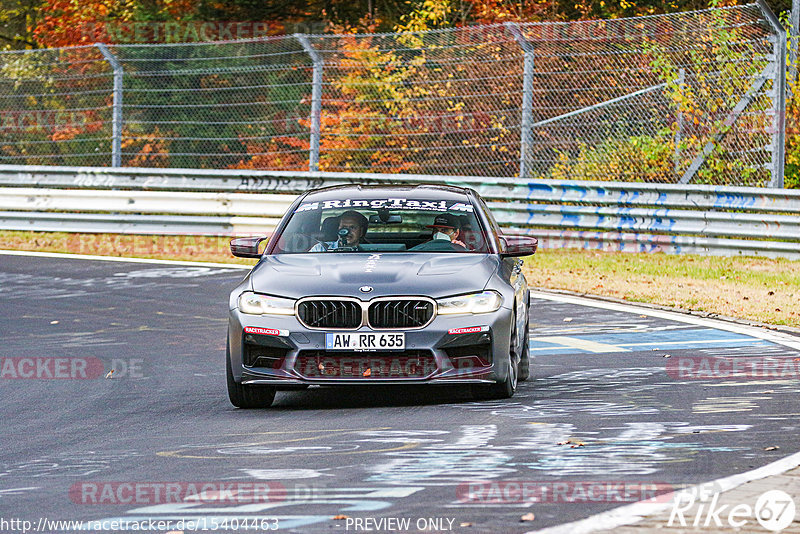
[238, 292, 295, 315]
[436, 291, 503, 315]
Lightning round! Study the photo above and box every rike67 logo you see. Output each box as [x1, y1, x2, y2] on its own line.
[668, 485, 796, 532]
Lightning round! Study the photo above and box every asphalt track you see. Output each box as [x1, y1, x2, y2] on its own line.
[1, 253, 800, 533]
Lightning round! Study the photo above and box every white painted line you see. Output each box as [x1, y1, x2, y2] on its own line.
[444, 503, 534, 508]
[527, 337, 764, 353]
[0, 487, 39, 495]
[527, 449, 800, 534]
[530, 335, 630, 353]
[0, 249, 253, 270]
[616, 338, 768, 348]
[530, 290, 800, 351]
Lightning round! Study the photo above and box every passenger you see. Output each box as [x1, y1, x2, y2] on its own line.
[426, 213, 466, 248]
[309, 210, 369, 251]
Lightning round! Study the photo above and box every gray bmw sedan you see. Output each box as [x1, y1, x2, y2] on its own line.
[226, 184, 537, 408]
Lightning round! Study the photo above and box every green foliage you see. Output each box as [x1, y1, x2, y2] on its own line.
[0, 0, 42, 50]
[548, 135, 675, 182]
[643, 8, 774, 186]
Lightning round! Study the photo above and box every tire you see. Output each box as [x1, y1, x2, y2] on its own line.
[473, 312, 519, 400]
[518, 307, 531, 382]
[226, 342, 276, 409]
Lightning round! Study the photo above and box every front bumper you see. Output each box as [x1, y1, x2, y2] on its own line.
[228, 306, 513, 386]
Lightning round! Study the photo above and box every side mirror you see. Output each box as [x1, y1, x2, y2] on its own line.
[230, 236, 268, 258]
[499, 234, 538, 257]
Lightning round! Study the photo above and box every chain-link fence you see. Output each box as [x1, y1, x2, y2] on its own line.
[0, 3, 785, 186]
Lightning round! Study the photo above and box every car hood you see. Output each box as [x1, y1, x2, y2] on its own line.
[250, 253, 499, 299]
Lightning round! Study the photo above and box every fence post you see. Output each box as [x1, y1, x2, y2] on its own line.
[95, 43, 123, 168]
[295, 34, 323, 173]
[504, 22, 535, 179]
[674, 68, 685, 179]
[758, 0, 786, 188]
[791, 0, 799, 96]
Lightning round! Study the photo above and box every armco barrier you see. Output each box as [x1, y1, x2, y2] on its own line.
[1, 165, 799, 259]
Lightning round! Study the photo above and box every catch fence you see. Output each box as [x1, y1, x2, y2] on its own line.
[0, 2, 785, 187]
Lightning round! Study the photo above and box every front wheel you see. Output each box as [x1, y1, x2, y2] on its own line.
[473, 315, 518, 400]
[226, 344, 276, 408]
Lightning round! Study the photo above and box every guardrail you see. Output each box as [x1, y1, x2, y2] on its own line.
[1, 165, 799, 259]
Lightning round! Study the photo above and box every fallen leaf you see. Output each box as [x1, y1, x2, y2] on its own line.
[639, 315, 648, 318]
[764, 446, 779, 451]
[663, 354, 671, 358]
[520, 513, 536, 522]
[563, 318, 573, 322]
[768, 291, 775, 296]
[332, 515, 349, 520]
[50, 320, 59, 324]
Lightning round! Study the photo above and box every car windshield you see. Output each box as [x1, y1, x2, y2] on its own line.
[272, 196, 490, 254]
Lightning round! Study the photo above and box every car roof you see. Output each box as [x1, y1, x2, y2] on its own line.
[300, 184, 475, 203]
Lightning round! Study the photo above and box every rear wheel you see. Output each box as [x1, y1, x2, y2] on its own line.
[518, 308, 531, 382]
[226, 342, 276, 408]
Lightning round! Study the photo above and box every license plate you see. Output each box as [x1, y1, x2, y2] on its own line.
[325, 332, 405, 351]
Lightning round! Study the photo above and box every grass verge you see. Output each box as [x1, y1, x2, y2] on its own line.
[524, 249, 800, 327]
[0, 230, 257, 265]
[1, 230, 798, 328]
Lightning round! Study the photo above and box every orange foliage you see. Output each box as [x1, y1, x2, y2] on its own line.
[33, 0, 133, 48]
[232, 135, 310, 171]
[121, 128, 170, 167]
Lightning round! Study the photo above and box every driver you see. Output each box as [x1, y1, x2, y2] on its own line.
[309, 210, 368, 252]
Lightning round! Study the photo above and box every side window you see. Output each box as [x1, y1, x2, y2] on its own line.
[272, 211, 320, 253]
[473, 196, 502, 249]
